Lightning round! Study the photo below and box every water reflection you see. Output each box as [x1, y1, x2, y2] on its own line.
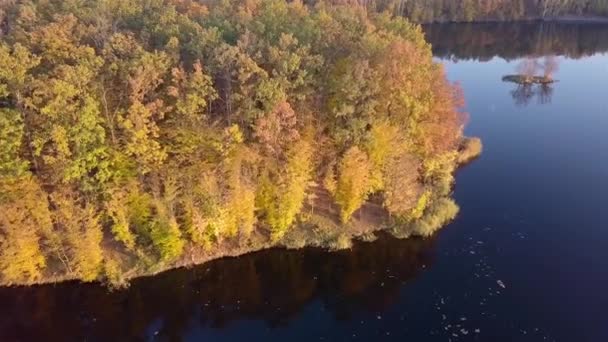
[502, 57, 559, 106]
[0, 234, 436, 341]
[507, 83, 553, 106]
[425, 22, 608, 107]
[507, 83, 550, 106]
[425, 22, 608, 61]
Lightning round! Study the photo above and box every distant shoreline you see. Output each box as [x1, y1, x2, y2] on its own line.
[421, 16, 608, 25]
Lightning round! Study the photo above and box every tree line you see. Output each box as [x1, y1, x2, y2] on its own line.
[0, 0, 466, 285]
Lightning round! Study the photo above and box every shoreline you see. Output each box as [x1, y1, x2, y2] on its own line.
[420, 16, 608, 25]
[0, 137, 483, 289]
[0, 210, 392, 288]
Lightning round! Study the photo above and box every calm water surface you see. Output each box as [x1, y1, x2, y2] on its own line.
[2, 23, 608, 342]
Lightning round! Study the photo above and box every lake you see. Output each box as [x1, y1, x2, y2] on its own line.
[2, 22, 608, 342]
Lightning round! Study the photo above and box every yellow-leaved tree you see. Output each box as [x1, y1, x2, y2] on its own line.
[334, 146, 372, 223]
[105, 184, 138, 250]
[51, 191, 104, 282]
[257, 139, 313, 241]
[224, 154, 257, 239]
[0, 177, 52, 284]
[365, 121, 402, 191]
[149, 176, 185, 262]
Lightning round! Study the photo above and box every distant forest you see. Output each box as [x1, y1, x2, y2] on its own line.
[318, 0, 608, 22]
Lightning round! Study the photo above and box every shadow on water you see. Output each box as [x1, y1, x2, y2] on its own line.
[0, 233, 436, 341]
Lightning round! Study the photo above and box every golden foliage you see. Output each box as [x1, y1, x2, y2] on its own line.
[0, 0, 472, 284]
[365, 121, 402, 191]
[0, 226, 46, 283]
[458, 136, 483, 164]
[335, 147, 372, 223]
[224, 148, 258, 238]
[258, 139, 314, 241]
[106, 185, 137, 250]
[0, 177, 52, 283]
[51, 191, 104, 281]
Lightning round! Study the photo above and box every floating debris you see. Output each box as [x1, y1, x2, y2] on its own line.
[497, 280, 506, 288]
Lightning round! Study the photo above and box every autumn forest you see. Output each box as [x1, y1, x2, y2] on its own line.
[0, 0, 482, 286]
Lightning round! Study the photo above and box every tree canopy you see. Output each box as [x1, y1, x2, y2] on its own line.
[0, 0, 466, 285]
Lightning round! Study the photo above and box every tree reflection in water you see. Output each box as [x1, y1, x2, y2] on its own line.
[511, 84, 536, 106]
[0, 233, 436, 341]
[424, 22, 608, 61]
[509, 83, 554, 106]
[506, 57, 558, 106]
[426, 22, 608, 107]
[537, 84, 554, 105]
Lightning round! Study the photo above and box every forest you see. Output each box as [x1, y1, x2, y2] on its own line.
[0, 0, 475, 286]
[326, 0, 608, 23]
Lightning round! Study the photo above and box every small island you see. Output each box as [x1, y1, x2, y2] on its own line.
[502, 74, 556, 85]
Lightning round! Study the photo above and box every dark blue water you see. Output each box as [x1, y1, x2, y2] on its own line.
[1, 23, 608, 342]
